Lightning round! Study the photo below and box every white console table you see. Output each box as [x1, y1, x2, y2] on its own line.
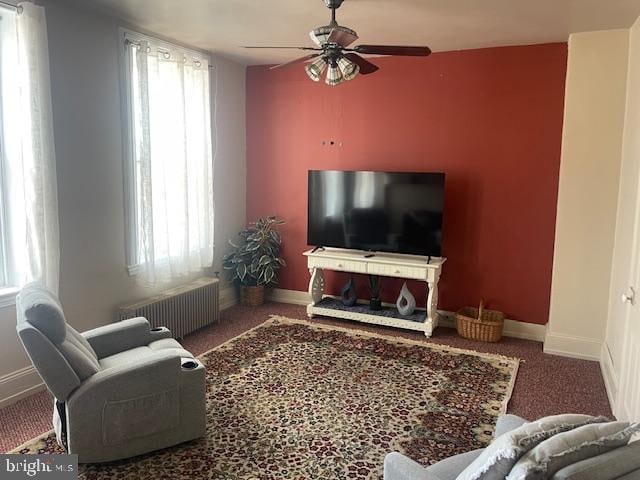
[304, 248, 446, 337]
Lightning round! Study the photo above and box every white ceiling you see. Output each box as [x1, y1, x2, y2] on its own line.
[85, 0, 640, 65]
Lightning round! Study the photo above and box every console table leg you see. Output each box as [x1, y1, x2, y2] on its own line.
[425, 280, 439, 337]
[308, 268, 325, 317]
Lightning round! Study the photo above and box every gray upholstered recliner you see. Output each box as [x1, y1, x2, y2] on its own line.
[16, 283, 206, 463]
[384, 415, 640, 480]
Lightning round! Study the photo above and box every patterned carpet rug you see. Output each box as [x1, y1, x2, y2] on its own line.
[13, 316, 519, 479]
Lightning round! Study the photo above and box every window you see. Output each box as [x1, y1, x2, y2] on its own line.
[0, 3, 59, 301]
[121, 30, 214, 284]
[0, 5, 18, 294]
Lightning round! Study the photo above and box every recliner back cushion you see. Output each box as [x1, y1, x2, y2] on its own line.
[59, 327, 100, 380]
[67, 326, 98, 360]
[17, 283, 100, 382]
[20, 285, 67, 343]
[16, 324, 81, 401]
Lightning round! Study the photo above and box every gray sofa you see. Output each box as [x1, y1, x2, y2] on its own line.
[16, 283, 206, 463]
[384, 415, 640, 480]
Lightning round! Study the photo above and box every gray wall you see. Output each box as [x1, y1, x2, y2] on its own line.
[0, 0, 246, 404]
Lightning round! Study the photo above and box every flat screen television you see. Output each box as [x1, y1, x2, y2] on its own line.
[308, 170, 445, 256]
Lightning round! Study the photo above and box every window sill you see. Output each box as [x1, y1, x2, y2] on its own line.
[127, 252, 211, 277]
[0, 286, 20, 309]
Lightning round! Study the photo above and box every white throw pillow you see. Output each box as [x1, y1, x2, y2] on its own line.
[455, 415, 607, 480]
[506, 421, 640, 480]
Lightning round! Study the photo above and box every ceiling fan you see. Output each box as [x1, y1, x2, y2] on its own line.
[243, 0, 432, 86]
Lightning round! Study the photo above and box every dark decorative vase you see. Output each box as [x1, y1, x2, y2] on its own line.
[341, 276, 357, 307]
[369, 297, 382, 311]
[368, 274, 382, 311]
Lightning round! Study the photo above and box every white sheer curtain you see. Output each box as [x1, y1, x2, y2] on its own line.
[0, 2, 59, 293]
[127, 36, 214, 284]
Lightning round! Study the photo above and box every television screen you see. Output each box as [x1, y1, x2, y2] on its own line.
[308, 170, 445, 256]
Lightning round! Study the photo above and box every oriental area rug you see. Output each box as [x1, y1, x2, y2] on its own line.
[13, 316, 519, 480]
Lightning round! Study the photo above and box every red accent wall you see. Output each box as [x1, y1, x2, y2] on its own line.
[246, 43, 567, 325]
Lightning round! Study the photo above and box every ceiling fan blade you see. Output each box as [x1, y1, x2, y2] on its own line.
[352, 45, 432, 56]
[270, 54, 320, 70]
[327, 27, 358, 47]
[243, 46, 322, 51]
[344, 53, 379, 75]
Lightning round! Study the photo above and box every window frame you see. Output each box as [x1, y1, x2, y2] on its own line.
[0, 5, 19, 306]
[118, 28, 212, 276]
[0, 55, 10, 289]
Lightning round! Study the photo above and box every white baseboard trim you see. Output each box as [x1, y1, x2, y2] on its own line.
[0, 366, 45, 409]
[268, 288, 309, 306]
[600, 342, 619, 416]
[437, 312, 546, 342]
[543, 331, 602, 361]
[267, 288, 546, 342]
[503, 321, 546, 342]
[219, 286, 238, 311]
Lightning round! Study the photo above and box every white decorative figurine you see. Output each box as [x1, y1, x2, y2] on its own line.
[396, 282, 416, 316]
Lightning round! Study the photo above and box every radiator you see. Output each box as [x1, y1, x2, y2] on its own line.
[117, 277, 219, 338]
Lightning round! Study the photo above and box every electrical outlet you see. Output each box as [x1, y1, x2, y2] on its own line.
[438, 310, 457, 326]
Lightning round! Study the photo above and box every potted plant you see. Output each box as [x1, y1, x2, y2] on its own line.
[222, 216, 286, 306]
[369, 274, 382, 310]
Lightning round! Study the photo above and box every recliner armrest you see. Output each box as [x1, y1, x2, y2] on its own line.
[82, 317, 172, 359]
[68, 349, 183, 404]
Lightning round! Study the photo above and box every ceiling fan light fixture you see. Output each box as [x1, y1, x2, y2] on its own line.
[337, 56, 359, 80]
[305, 56, 327, 82]
[325, 62, 343, 86]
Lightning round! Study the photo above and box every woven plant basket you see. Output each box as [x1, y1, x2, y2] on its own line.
[456, 300, 505, 342]
[240, 285, 265, 306]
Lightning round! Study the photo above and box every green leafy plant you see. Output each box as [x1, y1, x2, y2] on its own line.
[222, 216, 286, 286]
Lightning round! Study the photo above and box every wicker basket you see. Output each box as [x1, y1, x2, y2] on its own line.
[456, 300, 505, 342]
[240, 285, 265, 306]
